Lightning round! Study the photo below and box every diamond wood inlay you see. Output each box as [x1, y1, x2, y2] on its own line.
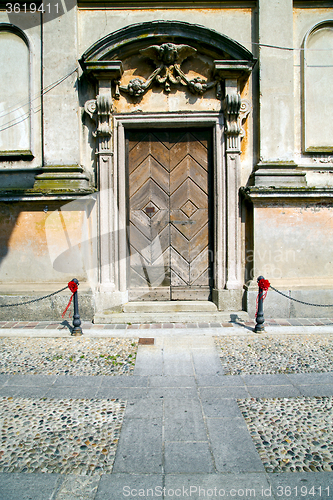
[127, 128, 213, 301]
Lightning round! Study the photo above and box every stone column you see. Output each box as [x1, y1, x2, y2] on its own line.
[83, 63, 123, 311]
[253, 0, 305, 187]
[212, 61, 255, 310]
[38, 5, 91, 192]
[223, 79, 243, 291]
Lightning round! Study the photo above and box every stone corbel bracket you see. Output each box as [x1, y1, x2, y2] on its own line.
[214, 60, 255, 152]
[84, 94, 113, 150]
[82, 61, 123, 151]
[116, 42, 217, 99]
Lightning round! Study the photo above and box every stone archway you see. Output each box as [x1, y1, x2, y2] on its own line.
[80, 21, 256, 315]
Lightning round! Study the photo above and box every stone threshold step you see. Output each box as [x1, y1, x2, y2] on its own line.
[94, 310, 249, 324]
[123, 301, 218, 313]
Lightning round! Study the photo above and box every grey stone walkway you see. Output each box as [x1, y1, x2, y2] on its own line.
[1, 334, 333, 499]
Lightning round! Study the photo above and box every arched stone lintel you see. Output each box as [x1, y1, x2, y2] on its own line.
[80, 20, 256, 64]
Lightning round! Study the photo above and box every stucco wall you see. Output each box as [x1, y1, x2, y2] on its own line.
[0, 199, 97, 285]
[252, 203, 333, 284]
[293, 8, 333, 192]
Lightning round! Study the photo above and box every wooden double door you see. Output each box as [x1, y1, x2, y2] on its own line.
[126, 127, 214, 301]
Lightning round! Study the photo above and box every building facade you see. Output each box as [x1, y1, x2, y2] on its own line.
[0, 1, 332, 321]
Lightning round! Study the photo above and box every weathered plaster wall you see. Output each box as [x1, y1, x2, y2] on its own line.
[245, 201, 333, 318]
[42, 7, 81, 167]
[0, 12, 42, 169]
[78, 8, 254, 55]
[293, 7, 333, 170]
[0, 200, 97, 284]
[258, 0, 294, 164]
[253, 203, 333, 283]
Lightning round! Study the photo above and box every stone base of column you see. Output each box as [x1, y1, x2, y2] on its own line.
[251, 162, 306, 187]
[212, 288, 243, 311]
[94, 288, 128, 314]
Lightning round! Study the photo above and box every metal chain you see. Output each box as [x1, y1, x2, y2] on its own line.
[0, 286, 69, 308]
[270, 285, 333, 307]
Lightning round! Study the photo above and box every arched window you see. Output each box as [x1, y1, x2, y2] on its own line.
[0, 25, 31, 157]
[303, 21, 333, 153]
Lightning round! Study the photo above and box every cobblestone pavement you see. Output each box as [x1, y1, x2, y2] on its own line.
[215, 334, 333, 375]
[0, 338, 138, 376]
[238, 396, 333, 473]
[0, 396, 126, 475]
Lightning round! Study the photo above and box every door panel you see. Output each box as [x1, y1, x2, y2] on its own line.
[127, 128, 213, 301]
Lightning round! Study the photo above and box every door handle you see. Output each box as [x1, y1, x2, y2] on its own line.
[172, 220, 196, 225]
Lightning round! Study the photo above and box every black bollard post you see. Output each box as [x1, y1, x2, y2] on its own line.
[254, 275, 266, 333]
[71, 278, 82, 336]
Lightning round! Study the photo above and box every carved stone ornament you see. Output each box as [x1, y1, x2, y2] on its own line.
[222, 94, 251, 151]
[116, 43, 217, 99]
[239, 99, 251, 138]
[84, 95, 113, 140]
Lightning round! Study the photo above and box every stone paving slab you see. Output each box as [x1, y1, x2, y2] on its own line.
[200, 397, 243, 419]
[199, 386, 251, 399]
[112, 418, 163, 474]
[0, 473, 63, 500]
[286, 372, 333, 384]
[196, 374, 244, 386]
[246, 384, 302, 398]
[124, 397, 164, 419]
[164, 397, 207, 441]
[163, 473, 273, 500]
[55, 475, 101, 500]
[148, 375, 196, 387]
[95, 474, 164, 500]
[241, 373, 291, 385]
[133, 347, 163, 376]
[298, 384, 333, 397]
[205, 417, 265, 473]
[164, 442, 214, 473]
[267, 472, 333, 500]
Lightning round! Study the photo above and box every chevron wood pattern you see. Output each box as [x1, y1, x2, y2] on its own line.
[127, 128, 213, 301]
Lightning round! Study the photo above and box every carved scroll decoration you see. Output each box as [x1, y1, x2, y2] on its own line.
[222, 95, 251, 151]
[115, 43, 217, 99]
[84, 94, 113, 151]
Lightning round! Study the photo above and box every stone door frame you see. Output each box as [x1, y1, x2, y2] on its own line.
[95, 111, 242, 311]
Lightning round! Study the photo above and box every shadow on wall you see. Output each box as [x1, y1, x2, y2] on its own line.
[0, 199, 96, 285]
[0, 203, 20, 276]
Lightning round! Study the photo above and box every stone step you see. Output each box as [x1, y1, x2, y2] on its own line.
[123, 301, 218, 313]
[93, 309, 249, 324]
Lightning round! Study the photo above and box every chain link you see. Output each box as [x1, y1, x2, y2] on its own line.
[270, 285, 333, 308]
[0, 286, 69, 308]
